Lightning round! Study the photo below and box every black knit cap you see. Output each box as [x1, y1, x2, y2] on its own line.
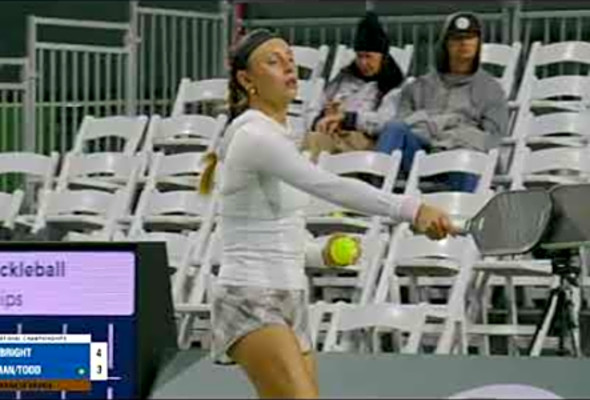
[231, 29, 281, 70]
[353, 12, 389, 54]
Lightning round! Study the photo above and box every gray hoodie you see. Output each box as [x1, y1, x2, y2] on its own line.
[397, 12, 509, 151]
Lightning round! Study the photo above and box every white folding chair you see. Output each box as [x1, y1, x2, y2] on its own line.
[374, 226, 480, 355]
[323, 301, 428, 354]
[508, 109, 590, 150]
[404, 148, 499, 196]
[71, 115, 149, 155]
[305, 218, 390, 305]
[516, 41, 590, 110]
[175, 223, 221, 349]
[0, 152, 60, 229]
[305, 150, 402, 234]
[303, 151, 401, 303]
[509, 145, 590, 189]
[128, 188, 214, 235]
[289, 78, 325, 130]
[56, 152, 147, 193]
[31, 187, 133, 240]
[481, 42, 522, 99]
[141, 151, 208, 191]
[329, 44, 414, 81]
[144, 113, 227, 154]
[292, 44, 330, 81]
[171, 78, 228, 117]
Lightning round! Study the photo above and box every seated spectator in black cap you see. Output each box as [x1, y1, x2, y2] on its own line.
[302, 11, 405, 163]
[375, 11, 509, 192]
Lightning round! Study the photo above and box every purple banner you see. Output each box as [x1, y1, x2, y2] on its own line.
[0, 251, 135, 316]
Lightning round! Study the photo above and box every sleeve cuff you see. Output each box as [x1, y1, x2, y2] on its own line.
[399, 196, 422, 224]
[342, 112, 357, 131]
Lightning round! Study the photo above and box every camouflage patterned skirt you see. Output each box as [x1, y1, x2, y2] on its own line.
[210, 284, 312, 365]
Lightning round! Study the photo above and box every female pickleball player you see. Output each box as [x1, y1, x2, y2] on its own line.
[199, 29, 457, 399]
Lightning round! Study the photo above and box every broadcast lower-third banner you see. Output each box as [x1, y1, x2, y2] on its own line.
[0, 379, 91, 391]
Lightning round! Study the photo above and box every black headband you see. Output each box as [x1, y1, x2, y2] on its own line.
[231, 29, 281, 70]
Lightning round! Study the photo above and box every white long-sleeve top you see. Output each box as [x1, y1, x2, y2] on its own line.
[217, 109, 421, 290]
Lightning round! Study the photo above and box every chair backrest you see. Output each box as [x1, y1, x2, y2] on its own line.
[56, 152, 147, 192]
[129, 187, 212, 236]
[305, 150, 402, 217]
[32, 188, 131, 238]
[144, 113, 227, 153]
[181, 224, 222, 306]
[405, 149, 498, 195]
[329, 44, 414, 81]
[525, 75, 590, 107]
[134, 189, 209, 218]
[375, 225, 479, 303]
[480, 42, 522, 98]
[510, 145, 590, 189]
[292, 45, 330, 80]
[142, 151, 210, 193]
[40, 189, 120, 217]
[289, 78, 325, 128]
[516, 41, 590, 106]
[148, 151, 207, 186]
[318, 150, 401, 192]
[171, 78, 228, 117]
[0, 151, 59, 192]
[323, 302, 428, 354]
[511, 109, 590, 143]
[72, 115, 148, 155]
[0, 191, 24, 229]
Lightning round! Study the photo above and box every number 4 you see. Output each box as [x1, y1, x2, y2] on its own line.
[96, 348, 102, 357]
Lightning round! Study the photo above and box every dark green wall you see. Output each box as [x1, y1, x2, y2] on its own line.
[0, 0, 220, 57]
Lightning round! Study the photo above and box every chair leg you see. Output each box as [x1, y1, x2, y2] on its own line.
[506, 276, 520, 356]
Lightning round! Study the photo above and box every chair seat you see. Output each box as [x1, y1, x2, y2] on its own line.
[397, 258, 460, 277]
[305, 216, 372, 234]
[143, 215, 204, 230]
[152, 138, 210, 148]
[67, 177, 126, 191]
[44, 215, 108, 230]
[175, 303, 211, 314]
[474, 259, 552, 277]
[525, 136, 587, 148]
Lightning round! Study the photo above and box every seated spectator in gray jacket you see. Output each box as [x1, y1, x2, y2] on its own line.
[375, 12, 509, 192]
[302, 12, 404, 163]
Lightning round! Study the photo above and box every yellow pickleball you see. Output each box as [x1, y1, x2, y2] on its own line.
[329, 236, 360, 267]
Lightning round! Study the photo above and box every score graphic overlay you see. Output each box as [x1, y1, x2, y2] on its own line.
[0, 249, 136, 399]
[0, 334, 107, 392]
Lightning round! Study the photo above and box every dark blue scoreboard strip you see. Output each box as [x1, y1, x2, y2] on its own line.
[0, 317, 136, 400]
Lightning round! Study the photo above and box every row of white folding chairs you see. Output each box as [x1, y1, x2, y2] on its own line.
[4, 132, 587, 235]
[218, 148, 587, 353]
[169, 149, 495, 350]
[498, 41, 590, 171]
[46, 145, 586, 353]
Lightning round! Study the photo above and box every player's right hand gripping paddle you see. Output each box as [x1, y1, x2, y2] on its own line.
[458, 189, 553, 256]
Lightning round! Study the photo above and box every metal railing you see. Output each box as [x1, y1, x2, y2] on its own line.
[132, 1, 229, 117]
[0, 58, 29, 192]
[8, 0, 590, 162]
[27, 16, 133, 155]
